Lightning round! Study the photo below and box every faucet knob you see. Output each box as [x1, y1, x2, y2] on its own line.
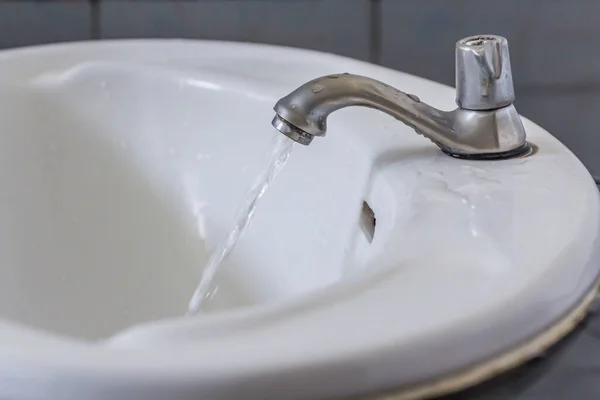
[455, 35, 515, 110]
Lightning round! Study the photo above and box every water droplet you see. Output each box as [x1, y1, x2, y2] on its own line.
[312, 85, 324, 93]
[407, 93, 420, 102]
[291, 105, 296, 110]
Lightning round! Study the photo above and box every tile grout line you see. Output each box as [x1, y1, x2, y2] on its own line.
[90, 0, 101, 40]
[369, 0, 382, 64]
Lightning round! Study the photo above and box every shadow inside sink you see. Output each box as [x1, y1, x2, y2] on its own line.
[0, 85, 210, 340]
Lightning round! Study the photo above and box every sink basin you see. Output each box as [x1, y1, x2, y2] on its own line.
[0, 39, 597, 399]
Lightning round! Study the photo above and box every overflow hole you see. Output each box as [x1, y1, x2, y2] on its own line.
[360, 201, 376, 243]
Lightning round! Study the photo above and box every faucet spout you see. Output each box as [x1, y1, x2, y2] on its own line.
[271, 35, 529, 160]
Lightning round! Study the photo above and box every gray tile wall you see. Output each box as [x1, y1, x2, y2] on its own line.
[0, 1, 91, 48]
[0, 0, 599, 174]
[100, 0, 371, 60]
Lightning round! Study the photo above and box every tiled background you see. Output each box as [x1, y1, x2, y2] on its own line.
[0, 0, 598, 175]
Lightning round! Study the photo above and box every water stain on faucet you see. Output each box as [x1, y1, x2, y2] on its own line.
[407, 93, 420, 103]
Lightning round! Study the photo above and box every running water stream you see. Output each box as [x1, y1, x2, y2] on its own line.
[188, 135, 294, 314]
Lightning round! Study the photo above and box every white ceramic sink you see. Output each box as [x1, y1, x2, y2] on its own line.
[0, 40, 597, 399]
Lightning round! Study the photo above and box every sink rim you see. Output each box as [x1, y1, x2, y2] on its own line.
[0, 39, 597, 400]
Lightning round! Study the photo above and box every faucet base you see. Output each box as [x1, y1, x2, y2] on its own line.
[442, 142, 533, 161]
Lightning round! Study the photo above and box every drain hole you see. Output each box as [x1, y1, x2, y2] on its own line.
[360, 201, 376, 243]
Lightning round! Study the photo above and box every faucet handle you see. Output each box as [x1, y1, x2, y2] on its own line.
[455, 35, 515, 110]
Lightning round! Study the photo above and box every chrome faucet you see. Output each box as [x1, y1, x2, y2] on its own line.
[271, 35, 530, 160]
